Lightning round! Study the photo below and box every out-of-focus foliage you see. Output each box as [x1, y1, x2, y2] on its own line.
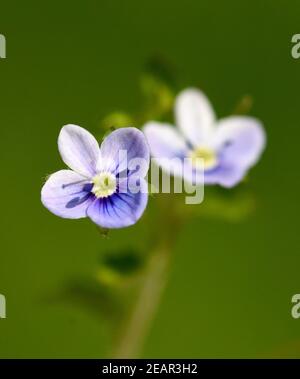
[101, 112, 134, 131]
[97, 249, 144, 287]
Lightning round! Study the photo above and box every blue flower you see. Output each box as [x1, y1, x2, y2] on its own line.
[144, 88, 266, 188]
[41, 125, 150, 228]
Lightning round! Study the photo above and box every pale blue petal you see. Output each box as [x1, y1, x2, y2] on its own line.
[143, 122, 188, 179]
[86, 178, 148, 228]
[99, 127, 149, 176]
[213, 116, 266, 169]
[143, 121, 187, 159]
[41, 170, 93, 218]
[175, 88, 216, 146]
[204, 164, 246, 188]
[58, 124, 100, 177]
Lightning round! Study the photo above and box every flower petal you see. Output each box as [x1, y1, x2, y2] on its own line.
[86, 178, 148, 228]
[213, 116, 266, 168]
[175, 88, 216, 146]
[41, 170, 93, 218]
[99, 127, 150, 176]
[143, 121, 187, 159]
[143, 121, 189, 180]
[58, 124, 100, 177]
[204, 164, 246, 188]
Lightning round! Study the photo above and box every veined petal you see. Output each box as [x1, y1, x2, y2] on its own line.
[213, 116, 266, 168]
[99, 127, 149, 176]
[86, 178, 148, 228]
[41, 170, 93, 218]
[58, 124, 100, 177]
[175, 88, 216, 146]
[143, 122, 187, 159]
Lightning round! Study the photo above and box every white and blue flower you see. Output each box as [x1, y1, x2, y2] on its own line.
[41, 125, 149, 228]
[144, 88, 266, 187]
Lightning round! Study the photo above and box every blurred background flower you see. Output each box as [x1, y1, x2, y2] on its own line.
[144, 88, 266, 188]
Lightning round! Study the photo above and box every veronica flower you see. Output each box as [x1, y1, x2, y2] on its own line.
[41, 125, 149, 228]
[144, 89, 266, 187]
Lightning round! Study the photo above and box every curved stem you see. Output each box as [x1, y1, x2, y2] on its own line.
[111, 194, 183, 358]
[112, 242, 170, 358]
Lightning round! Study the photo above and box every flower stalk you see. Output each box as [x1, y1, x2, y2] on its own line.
[112, 241, 171, 358]
[112, 194, 183, 358]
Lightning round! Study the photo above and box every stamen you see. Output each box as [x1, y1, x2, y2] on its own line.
[189, 146, 218, 170]
[92, 172, 117, 198]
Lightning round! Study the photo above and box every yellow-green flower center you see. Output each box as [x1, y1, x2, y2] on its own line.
[92, 172, 117, 198]
[189, 146, 218, 170]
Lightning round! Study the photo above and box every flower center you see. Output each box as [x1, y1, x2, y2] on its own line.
[91, 172, 117, 198]
[189, 146, 218, 170]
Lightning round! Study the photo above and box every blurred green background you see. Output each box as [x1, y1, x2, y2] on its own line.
[1, 0, 300, 358]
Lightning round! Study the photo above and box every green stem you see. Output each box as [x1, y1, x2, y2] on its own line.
[112, 241, 170, 358]
[111, 193, 184, 358]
